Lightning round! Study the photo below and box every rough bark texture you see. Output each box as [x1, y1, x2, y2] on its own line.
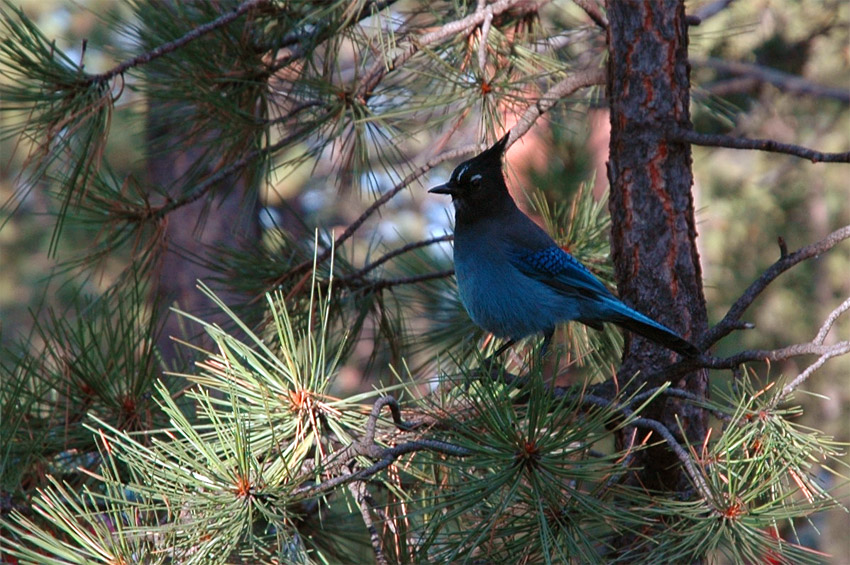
[606, 0, 709, 494]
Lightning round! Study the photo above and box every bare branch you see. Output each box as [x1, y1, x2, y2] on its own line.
[581, 392, 716, 506]
[694, 57, 850, 104]
[572, 0, 608, 29]
[669, 126, 850, 163]
[701, 225, 850, 348]
[348, 479, 388, 565]
[509, 67, 607, 145]
[702, 341, 850, 369]
[631, 416, 716, 508]
[814, 297, 850, 345]
[779, 342, 850, 402]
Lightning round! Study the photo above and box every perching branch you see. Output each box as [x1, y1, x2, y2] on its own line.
[669, 126, 850, 163]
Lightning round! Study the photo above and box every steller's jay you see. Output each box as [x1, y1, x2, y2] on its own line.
[429, 132, 699, 358]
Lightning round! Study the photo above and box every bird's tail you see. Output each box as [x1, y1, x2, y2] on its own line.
[594, 298, 700, 357]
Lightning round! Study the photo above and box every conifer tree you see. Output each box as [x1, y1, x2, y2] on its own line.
[1, 0, 848, 563]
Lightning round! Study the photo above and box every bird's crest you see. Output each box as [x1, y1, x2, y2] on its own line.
[448, 132, 510, 185]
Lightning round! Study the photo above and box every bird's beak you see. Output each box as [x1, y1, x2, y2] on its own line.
[428, 183, 453, 195]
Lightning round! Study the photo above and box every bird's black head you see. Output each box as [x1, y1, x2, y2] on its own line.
[428, 133, 513, 222]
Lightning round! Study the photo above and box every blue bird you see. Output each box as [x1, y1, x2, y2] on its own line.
[429, 133, 699, 357]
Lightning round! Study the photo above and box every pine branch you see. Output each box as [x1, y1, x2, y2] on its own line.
[274, 145, 481, 287]
[91, 0, 270, 84]
[669, 126, 850, 163]
[355, 0, 550, 100]
[509, 67, 607, 145]
[346, 235, 453, 281]
[296, 396, 470, 498]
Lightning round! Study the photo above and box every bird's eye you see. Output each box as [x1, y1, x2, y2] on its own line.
[469, 174, 482, 188]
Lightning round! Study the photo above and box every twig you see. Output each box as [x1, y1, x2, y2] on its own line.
[694, 57, 850, 104]
[346, 235, 453, 281]
[296, 396, 470, 498]
[631, 416, 717, 509]
[275, 146, 481, 286]
[509, 67, 607, 144]
[701, 225, 850, 348]
[92, 0, 270, 83]
[356, 0, 548, 100]
[669, 127, 850, 163]
[814, 297, 850, 345]
[687, 0, 736, 26]
[348, 479, 388, 565]
[779, 342, 850, 403]
[297, 438, 472, 497]
[337, 270, 455, 293]
[572, 0, 608, 29]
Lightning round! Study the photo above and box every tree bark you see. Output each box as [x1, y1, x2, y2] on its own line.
[606, 0, 709, 496]
[147, 113, 261, 367]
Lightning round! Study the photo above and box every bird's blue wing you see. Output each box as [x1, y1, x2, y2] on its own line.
[510, 246, 612, 301]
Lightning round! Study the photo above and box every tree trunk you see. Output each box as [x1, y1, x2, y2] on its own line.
[606, 0, 709, 498]
[147, 113, 261, 367]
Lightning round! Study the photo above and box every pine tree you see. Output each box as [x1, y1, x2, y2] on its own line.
[1, 0, 848, 563]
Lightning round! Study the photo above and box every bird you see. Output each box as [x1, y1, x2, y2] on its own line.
[428, 132, 699, 358]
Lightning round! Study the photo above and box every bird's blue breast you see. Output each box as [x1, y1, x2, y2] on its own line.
[452, 231, 582, 339]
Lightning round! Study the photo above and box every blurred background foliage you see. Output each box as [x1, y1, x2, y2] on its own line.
[1, 0, 848, 561]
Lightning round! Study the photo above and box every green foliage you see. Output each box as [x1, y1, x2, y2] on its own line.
[409, 371, 651, 563]
[1, 0, 848, 562]
[620, 375, 847, 564]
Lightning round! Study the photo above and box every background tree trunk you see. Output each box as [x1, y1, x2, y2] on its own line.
[147, 114, 261, 366]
